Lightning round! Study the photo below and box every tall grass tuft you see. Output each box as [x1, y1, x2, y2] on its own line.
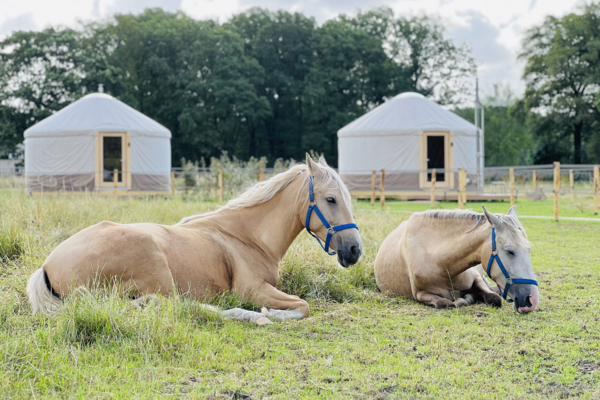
[0, 224, 27, 261]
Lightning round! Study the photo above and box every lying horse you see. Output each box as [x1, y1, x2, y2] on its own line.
[27, 154, 362, 324]
[374, 206, 539, 313]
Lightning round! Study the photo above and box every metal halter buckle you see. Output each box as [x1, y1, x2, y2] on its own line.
[327, 226, 335, 234]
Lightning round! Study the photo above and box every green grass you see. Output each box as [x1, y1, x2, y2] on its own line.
[357, 197, 600, 219]
[0, 189, 599, 398]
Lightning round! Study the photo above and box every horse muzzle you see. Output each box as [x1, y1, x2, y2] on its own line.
[335, 236, 362, 268]
[512, 284, 539, 313]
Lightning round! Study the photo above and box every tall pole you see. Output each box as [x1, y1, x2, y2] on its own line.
[430, 169, 437, 209]
[371, 171, 376, 206]
[475, 77, 485, 195]
[380, 169, 386, 211]
[554, 162, 560, 222]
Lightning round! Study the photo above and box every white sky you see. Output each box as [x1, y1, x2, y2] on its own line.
[0, 0, 584, 97]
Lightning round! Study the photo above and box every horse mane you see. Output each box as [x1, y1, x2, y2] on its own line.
[416, 209, 529, 248]
[177, 162, 351, 225]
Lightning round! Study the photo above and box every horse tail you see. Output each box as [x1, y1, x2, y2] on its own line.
[27, 268, 61, 315]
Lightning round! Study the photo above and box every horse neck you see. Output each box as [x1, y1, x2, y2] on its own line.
[421, 216, 492, 276]
[210, 178, 307, 262]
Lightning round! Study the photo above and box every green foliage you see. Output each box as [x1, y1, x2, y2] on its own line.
[346, 7, 476, 105]
[0, 7, 476, 167]
[454, 85, 533, 166]
[0, 224, 26, 261]
[181, 158, 199, 188]
[519, 3, 600, 164]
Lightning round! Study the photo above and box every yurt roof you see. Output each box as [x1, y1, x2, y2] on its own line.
[338, 92, 477, 138]
[24, 93, 171, 139]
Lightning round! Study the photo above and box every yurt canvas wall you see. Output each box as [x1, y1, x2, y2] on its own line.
[24, 93, 171, 193]
[337, 92, 481, 193]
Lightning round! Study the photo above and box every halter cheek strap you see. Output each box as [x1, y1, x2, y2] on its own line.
[486, 227, 538, 302]
[305, 175, 358, 255]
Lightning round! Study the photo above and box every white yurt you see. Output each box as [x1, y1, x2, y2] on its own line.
[337, 92, 482, 192]
[24, 92, 171, 193]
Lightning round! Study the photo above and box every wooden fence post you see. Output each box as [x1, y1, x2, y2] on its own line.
[430, 169, 436, 209]
[458, 167, 466, 209]
[532, 170, 537, 189]
[113, 169, 119, 200]
[380, 169, 386, 211]
[569, 169, 574, 204]
[171, 171, 176, 197]
[218, 169, 223, 203]
[509, 168, 515, 207]
[259, 168, 264, 182]
[371, 171, 376, 206]
[594, 165, 599, 215]
[554, 162, 560, 221]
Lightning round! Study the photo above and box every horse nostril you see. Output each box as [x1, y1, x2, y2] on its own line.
[524, 296, 533, 308]
[350, 246, 360, 258]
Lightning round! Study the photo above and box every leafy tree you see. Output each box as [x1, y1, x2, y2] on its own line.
[86, 9, 271, 161]
[227, 9, 316, 160]
[0, 7, 478, 166]
[519, 3, 600, 164]
[345, 7, 476, 106]
[0, 27, 88, 156]
[454, 85, 533, 166]
[302, 19, 395, 164]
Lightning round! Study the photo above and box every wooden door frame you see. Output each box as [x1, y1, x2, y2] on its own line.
[94, 132, 131, 190]
[419, 131, 454, 189]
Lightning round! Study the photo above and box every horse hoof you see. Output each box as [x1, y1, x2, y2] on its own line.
[484, 292, 502, 308]
[260, 307, 269, 316]
[255, 316, 273, 326]
[434, 299, 455, 309]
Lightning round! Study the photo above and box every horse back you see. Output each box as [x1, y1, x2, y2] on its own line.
[374, 220, 412, 296]
[43, 221, 174, 297]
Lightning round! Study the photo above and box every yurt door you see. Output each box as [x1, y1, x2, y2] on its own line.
[95, 133, 131, 189]
[420, 132, 454, 188]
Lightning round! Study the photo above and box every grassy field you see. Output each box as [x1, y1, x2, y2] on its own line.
[356, 197, 600, 219]
[1, 189, 599, 399]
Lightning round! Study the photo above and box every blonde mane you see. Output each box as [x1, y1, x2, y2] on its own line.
[177, 162, 351, 225]
[416, 209, 529, 248]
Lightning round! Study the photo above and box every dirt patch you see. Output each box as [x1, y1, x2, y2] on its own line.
[578, 360, 600, 374]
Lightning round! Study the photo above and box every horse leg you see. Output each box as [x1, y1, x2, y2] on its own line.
[251, 283, 310, 320]
[415, 291, 455, 309]
[453, 294, 476, 308]
[220, 308, 272, 325]
[470, 273, 502, 307]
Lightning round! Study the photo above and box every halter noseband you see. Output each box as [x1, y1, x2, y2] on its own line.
[305, 175, 358, 255]
[486, 227, 538, 302]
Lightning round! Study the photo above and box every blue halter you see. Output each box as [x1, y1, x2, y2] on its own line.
[305, 175, 359, 255]
[486, 227, 538, 302]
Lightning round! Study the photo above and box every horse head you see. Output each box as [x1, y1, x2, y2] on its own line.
[482, 206, 539, 313]
[304, 153, 362, 268]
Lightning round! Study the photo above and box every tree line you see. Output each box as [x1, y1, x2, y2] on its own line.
[1, 5, 599, 166]
[0, 7, 474, 166]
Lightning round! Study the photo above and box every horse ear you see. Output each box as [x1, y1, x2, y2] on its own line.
[508, 206, 518, 219]
[306, 153, 323, 178]
[482, 206, 503, 228]
[318, 156, 328, 167]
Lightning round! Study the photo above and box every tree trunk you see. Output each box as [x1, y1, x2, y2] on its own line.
[574, 121, 582, 164]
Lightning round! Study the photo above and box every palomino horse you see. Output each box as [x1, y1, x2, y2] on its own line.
[27, 154, 362, 324]
[374, 206, 539, 313]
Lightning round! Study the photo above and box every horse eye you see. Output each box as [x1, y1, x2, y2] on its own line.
[506, 250, 515, 256]
[326, 197, 336, 204]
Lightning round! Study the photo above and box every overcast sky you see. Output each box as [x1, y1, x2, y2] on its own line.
[0, 0, 584, 99]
